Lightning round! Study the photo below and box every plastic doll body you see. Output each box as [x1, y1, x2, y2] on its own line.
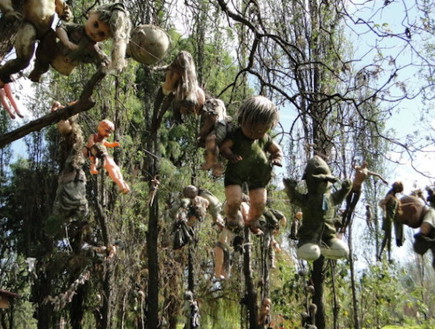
[0, 82, 24, 119]
[341, 161, 388, 232]
[29, 2, 130, 81]
[0, 0, 72, 83]
[84, 120, 129, 194]
[221, 96, 282, 235]
[283, 156, 352, 261]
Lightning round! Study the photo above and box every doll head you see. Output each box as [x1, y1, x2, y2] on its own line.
[303, 155, 337, 194]
[237, 95, 279, 140]
[395, 195, 425, 228]
[97, 119, 115, 138]
[87, 2, 131, 71]
[182, 185, 199, 199]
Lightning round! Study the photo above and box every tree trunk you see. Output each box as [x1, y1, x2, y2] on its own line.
[312, 257, 325, 329]
[348, 223, 360, 329]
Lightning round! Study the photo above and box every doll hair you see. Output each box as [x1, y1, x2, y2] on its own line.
[99, 119, 115, 132]
[171, 51, 200, 102]
[93, 2, 131, 72]
[237, 95, 279, 129]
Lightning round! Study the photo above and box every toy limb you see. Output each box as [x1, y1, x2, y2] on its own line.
[104, 156, 130, 194]
[268, 141, 283, 167]
[0, 88, 15, 119]
[0, 23, 37, 83]
[104, 141, 120, 148]
[340, 189, 361, 233]
[214, 229, 232, 279]
[0, 83, 23, 119]
[246, 188, 267, 235]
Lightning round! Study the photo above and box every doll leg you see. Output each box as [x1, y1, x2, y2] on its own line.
[201, 134, 218, 170]
[104, 157, 130, 193]
[90, 156, 99, 174]
[0, 23, 37, 83]
[3, 83, 23, 118]
[214, 229, 232, 279]
[0, 88, 15, 119]
[246, 188, 267, 235]
[29, 29, 57, 82]
[224, 185, 244, 230]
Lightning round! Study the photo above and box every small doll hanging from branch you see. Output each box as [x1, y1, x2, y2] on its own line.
[153, 50, 205, 123]
[220, 95, 283, 235]
[83, 119, 130, 194]
[0, 0, 72, 83]
[29, 2, 131, 81]
[0, 81, 24, 119]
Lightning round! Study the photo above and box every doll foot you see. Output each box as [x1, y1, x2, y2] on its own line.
[120, 184, 130, 194]
[320, 238, 349, 259]
[8, 113, 16, 119]
[16, 112, 24, 118]
[297, 243, 321, 261]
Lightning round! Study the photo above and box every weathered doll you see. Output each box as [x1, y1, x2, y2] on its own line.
[378, 181, 404, 261]
[0, 82, 24, 119]
[47, 101, 88, 237]
[395, 195, 435, 268]
[84, 119, 130, 194]
[183, 291, 200, 329]
[289, 211, 303, 240]
[29, 2, 131, 81]
[154, 51, 205, 121]
[0, 0, 72, 83]
[283, 155, 352, 261]
[220, 95, 283, 235]
[263, 207, 287, 268]
[340, 161, 388, 233]
[258, 297, 272, 327]
[198, 98, 234, 177]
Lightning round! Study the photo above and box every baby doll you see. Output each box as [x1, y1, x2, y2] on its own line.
[29, 2, 131, 81]
[154, 51, 205, 121]
[84, 119, 130, 194]
[199, 98, 233, 177]
[220, 95, 283, 235]
[0, 0, 72, 83]
[258, 298, 272, 327]
[283, 155, 352, 261]
[378, 181, 404, 261]
[0, 82, 24, 119]
[340, 161, 388, 233]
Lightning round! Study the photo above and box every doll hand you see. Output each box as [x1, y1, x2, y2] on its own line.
[113, 142, 121, 147]
[283, 178, 298, 190]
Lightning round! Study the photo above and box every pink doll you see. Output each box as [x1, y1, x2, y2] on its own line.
[0, 82, 24, 119]
[84, 120, 130, 194]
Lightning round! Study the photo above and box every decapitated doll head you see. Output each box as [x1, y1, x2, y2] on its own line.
[237, 95, 279, 140]
[85, 12, 111, 42]
[395, 195, 426, 228]
[97, 119, 115, 138]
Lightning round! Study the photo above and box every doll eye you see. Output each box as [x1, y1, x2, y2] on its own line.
[99, 31, 106, 37]
[94, 22, 99, 28]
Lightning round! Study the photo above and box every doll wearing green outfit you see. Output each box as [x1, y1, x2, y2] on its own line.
[220, 95, 283, 235]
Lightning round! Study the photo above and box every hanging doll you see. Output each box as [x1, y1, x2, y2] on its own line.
[83, 119, 130, 194]
[183, 291, 200, 329]
[340, 161, 388, 233]
[263, 207, 287, 269]
[258, 298, 272, 328]
[199, 98, 234, 177]
[378, 181, 403, 261]
[0, 0, 72, 83]
[47, 101, 88, 238]
[0, 82, 24, 119]
[29, 2, 131, 82]
[289, 211, 303, 240]
[220, 95, 283, 235]
[283, 155, 352, 261]
[153, 50, 205, 122]
[395, 195, 435, 269]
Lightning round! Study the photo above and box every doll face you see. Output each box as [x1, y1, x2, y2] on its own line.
[97, 121, 114, 138]
[85, 12, 111, 42]
[241, 122, 272, 140]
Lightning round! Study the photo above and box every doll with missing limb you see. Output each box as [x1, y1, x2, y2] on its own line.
[283, 155, 352, 261]
[0, 0, 72, 83]
[199, 98, 234, 177]
[29, 2, 131, 82]
[378, 181, 404, 261]
[0, 81, 24, 119]
[153, 51, 205, 122]
[220, 95, 283, 235]
[395, 195, 435, 269]
[84, 120, 130, 194]
[340, 161, 388, 233]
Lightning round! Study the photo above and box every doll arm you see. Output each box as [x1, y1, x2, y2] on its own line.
[55, 0, 72, 21]
[56, 26, 79, 50]
[220, 138, 242, 163]
[283, 178, 305, 207]
[103, 141, 120, 148]
[268, 140, 283, 167]
[331, 179, 353, 206]
[368, 171, 388, 185]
